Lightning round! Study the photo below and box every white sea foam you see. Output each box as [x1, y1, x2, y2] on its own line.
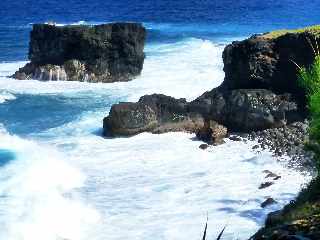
[0, 37, 312, 240]
[0, 38, 224, 101]
[0, 90, 15, 103]
[48, 130, 311, 240]
[0, 128, 100, 240]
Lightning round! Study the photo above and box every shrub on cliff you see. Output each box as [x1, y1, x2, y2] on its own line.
[298, 45, 320, 166]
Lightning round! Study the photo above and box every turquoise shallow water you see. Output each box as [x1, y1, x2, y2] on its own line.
[0, 149, 15, 167]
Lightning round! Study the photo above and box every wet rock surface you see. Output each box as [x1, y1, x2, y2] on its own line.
[103, 94, 205, 136]
[259, 182, 275, 189]
[104, 88, 302, 137]
[12, 23, 146, 82]
[103, 30, 320, 138]
[261, 198, 277, 208]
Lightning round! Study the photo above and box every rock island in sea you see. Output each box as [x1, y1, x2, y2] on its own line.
[12, 22, 146, 82]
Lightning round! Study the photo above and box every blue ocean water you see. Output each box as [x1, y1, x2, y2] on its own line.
[0, 1, 317, 239]
[1, 0, 320, 61]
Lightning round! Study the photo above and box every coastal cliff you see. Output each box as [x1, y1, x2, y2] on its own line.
[103, 25, 320, 239]
[12, 23, 146, 82]
[103, 27, 320, 137]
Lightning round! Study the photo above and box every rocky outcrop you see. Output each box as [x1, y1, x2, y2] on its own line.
[222, 31, 318, 105]
[103, 94, 205, 136]
[104, 88, 299, 137]
[12, 23, 146, 82]
[190, 88, 300, 132]
[103, 28, 318, 138]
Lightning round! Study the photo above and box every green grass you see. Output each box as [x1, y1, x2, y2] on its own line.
[298, 50, 320, 168]
[279, 176, 320, 221]
[265, 37, 320, 230]
[262, 25, 320, 39]
[256, 37, 320, 235]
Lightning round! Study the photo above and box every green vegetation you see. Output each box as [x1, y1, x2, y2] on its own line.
[262, 25, 320, 39]
[261, 38, 320, 235]
[298, 44, 320, 169]
[252, 38, 320, 238]
[272, 176, 320, 223]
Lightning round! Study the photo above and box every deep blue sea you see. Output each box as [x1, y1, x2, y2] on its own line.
[0, 1, 318, 239]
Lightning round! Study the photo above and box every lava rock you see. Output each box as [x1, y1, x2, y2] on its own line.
[190, 88, 301, 132]
[261, 198, 277, 208]
[12, 23, 146, 82]
[199, 144, 209, 150]
[259, 182, 274, 189]
[229, 135, 242, 141]
[104, 94, 205, 136]
[222, 31, 319, 107]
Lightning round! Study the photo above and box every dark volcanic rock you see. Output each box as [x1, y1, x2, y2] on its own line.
[102, 29, 319, 137]
[261, 198, 277, 208]
[223, 32, 317, 103]
[104, 88, 301, 136]
[103, 94, 205, 136]
[248, 120, 316, 171]
[190, 88, 300, 132]
[12, 23, 146, 82]
[259, 182, 274, 189]
[199, 144, 209, 150]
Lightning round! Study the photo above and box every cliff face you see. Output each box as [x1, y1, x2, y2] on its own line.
[103, 29, 319, 136]
[223, 32, 317, 103]
[13, 23, 146, 82]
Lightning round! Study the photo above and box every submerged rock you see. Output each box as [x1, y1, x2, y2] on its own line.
[12, 23, 146, 82]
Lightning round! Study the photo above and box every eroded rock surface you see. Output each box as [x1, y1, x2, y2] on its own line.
[12, 23, 146, 82]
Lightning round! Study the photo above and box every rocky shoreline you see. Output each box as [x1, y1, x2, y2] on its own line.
[103, 28, 319, 138]
[247, 121, 316, 171]
[102, 25, 320, 239]
[13, 22, 320, 239]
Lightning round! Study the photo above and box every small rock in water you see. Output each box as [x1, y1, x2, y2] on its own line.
[199, 144, 209, 150]
[259, 182, 274, 189]
[273, 176, 281, 181]
[229, 135, 242, 141]
[265, 172, 279, 178]
[261, 197, 277, 208]
[252, 145, 260, 150]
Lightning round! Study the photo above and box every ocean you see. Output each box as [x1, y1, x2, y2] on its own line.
[0, 0, 319, 239]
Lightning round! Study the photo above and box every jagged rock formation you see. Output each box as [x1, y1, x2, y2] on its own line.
[103, 88, 299, 136]
[103, 27, 317, 140]
[103, 94, 204, 136]
[12, 23, 146, 82]
[222, 31, 317, 102]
